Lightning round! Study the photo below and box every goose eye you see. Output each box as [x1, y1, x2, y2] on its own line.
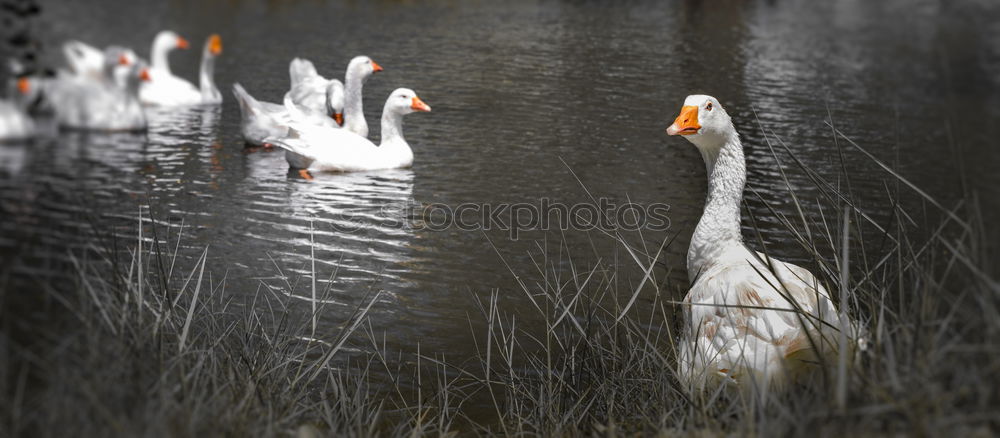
[705, 102, 713, 111]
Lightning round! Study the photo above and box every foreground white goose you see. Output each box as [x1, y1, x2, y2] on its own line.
[140, 32, 222, 106]
[287, 56, 381, 136]
[0, 78, 35, 140]
[666, 95, 864, 391]
[231, 83, 338, 147]
[266, 88, 430, 174]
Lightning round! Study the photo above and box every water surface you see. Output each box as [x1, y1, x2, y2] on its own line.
[2, 0, 998, 368]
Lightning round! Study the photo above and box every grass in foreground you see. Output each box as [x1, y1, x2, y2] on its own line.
[2, 126, 998, 436]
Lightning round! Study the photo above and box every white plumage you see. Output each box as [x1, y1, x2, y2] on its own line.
[266, 88, 431, 173]
[666, 95, 865, 391]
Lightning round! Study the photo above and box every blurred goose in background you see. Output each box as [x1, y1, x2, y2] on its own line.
[140, 31, 222, 106]
[197, 34, 224, 104]
[6, 59, 49, 117]
[666, 95, 865, 391]
[287, 56, 381, 136]
[266, 88, 430, 175]
[49, 52, 150, 131]
[62, 40, 138, 87]
[62, 41, 106, 78]
[0, 77, 36, 140]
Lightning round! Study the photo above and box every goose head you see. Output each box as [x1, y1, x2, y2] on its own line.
[204, 34, 222, 58]
[105, 46, 137, 66]
[384, 88, 431, 116]
[103, 46, 136, 78]
[122, 61, 152, 92]
[347, 55, 383, 83]
[665, 95, 736, 150]
[153, 30, 189, 52]
[14, 76, 37, 107]
[325, 80, 345, 125]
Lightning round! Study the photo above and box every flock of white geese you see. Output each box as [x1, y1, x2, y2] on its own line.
[0, 30, 432, 177]
[0, 31, 866, 392]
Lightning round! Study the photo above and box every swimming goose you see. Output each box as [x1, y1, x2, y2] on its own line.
[48, 55, 150, 131]
[666, 95, 864, 391]
[232, 83, 288, 147]
[286, 56, 381, 136]
[287, 57, 344, 123]
[140, 32, 222, 106]
[0, 77, 35, 140]
[288, 57, 316, 89]
[62, 41, 138, 85]
[62, 40, 107, 78]
[197, 35, 223, 104]
[286, 59, 345, 125]
[231, 83, 338, 147]
[338, 56, 382, 137]
[266, 88, 430, 174]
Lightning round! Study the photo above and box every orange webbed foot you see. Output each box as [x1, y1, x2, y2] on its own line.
[298, 169, 314, 180]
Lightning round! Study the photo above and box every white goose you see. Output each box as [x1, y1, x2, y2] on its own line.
[139, 32, 222, 106]
[287, 56, 382, 136]
[266, 88, 430, 175]
[287, 57, 345, 125]
[288, 57, 315, 88]
[666, 95, 864, 391]
[0, 77, 35, 140]
[47, 54, 150, 132]
[62, 41, 138, 84]
[62, 40, 104, 76]
[232, 83, 289, 147]
[231, 83, 338, 147]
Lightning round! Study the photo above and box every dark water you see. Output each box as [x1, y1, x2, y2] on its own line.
[2, 0, 999, 365]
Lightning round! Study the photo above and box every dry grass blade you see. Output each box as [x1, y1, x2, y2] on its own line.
[179, 247, 209, 353]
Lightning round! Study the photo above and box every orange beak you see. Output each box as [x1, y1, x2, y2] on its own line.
[118, 54, 130, 66]
[411, 96, 431, 112]
[17, 78, 29, 95]
[177, 36, 190, 49]
[333, 113, 344, 125]
[139, 68, 151, 82]
[209, 34, 222, 56]
[371, 60, 383, 72]
[666, 105, 700, 136]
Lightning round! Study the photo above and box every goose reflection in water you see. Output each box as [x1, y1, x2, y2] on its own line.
[58, 130, 149, 175]
[0, 143, 29, 176]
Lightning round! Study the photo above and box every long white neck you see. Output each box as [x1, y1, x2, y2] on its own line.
[379, 107, 407, 146]
[342, 67, 368, 137]
[377, 107, 413, 167]
[199, 51, 218, 102]
[687, 129, 746, 279]
[151, 37, 173, 74]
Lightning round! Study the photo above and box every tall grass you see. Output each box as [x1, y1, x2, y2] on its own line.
[440, 125, 999, 435]
[0, 214, 405, 436]
[2, 125, 997, 436]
